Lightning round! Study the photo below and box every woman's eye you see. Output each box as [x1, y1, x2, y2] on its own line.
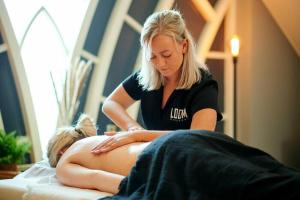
[163, 54, 171, 58]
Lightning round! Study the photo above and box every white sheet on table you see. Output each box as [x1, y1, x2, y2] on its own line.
[0, 160, 112, 200]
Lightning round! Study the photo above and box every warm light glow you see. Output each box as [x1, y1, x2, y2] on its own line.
[230, 35, 240, 57]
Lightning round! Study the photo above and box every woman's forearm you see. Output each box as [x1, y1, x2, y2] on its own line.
[56, 162, 124, 194]
[93, 168, 124, 194]
[102, 99, 143, 131]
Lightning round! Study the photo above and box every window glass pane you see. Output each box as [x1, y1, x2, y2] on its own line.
[83, 0, 115, 55]
[21, 11, 68, 156]
[103, 23, 140, 96]
[43, 0, 89, 52]
[4, 0, 41, 43]
[4, 0, 90, 157]
[97, 103, 113, 134]
[0, 31, 4, 44]
[128, 0, 158, 24]
[0, 52, 25, 135]
[4, 0, 89, 52]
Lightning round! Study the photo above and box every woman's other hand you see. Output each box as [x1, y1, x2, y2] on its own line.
[91, 131, 138, 154]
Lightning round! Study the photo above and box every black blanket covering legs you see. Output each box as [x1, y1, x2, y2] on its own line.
[100, 130, 300, 200]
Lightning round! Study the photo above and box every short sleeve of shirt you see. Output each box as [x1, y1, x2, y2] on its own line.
[190, 73, 223, 121]
[122, 71, 143, 100]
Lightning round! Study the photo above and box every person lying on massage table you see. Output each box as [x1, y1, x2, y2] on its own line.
[48, 114, 300, 199]
[47, 114, 150, 194]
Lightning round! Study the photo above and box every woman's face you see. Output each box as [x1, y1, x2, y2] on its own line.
[148, 34, 187, 81]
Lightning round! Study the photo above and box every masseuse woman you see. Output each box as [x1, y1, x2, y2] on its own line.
[92, 10, 222, 154]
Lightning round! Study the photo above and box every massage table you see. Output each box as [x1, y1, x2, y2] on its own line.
[0, 160, 112, 200]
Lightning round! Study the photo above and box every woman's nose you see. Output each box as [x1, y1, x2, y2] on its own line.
[155, 56, 166, 68]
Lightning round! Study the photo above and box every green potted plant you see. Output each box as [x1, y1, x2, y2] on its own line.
[0, 129, 31, 171]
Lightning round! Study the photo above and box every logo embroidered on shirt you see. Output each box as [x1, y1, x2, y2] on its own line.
[170, 108, 188, 121]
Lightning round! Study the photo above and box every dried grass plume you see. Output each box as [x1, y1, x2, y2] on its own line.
[51, 58, 92, 127]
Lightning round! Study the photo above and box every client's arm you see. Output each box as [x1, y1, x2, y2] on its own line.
[56, 160, 124, 194]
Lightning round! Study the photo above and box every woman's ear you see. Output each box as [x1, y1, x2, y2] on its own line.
[59, 147, 68, 156]
[182, 39, 188, 54]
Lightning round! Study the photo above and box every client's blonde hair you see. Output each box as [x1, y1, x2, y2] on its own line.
[47, 114, 97, 167]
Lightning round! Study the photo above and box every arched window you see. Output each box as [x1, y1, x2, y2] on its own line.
[4, 0, 90, 157]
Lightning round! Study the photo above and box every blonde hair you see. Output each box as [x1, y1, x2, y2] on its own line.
[138, 9, 208, 90]
[47, 114, 97, 167]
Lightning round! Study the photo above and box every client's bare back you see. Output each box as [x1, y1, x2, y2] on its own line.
[58, 135, 150, 176]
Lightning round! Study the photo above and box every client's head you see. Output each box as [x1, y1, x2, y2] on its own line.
[47, 114, 97, 167]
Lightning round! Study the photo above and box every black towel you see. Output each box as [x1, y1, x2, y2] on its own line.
[100, 130, 300, 200]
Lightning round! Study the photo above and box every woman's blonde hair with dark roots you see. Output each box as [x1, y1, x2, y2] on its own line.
[138, 9, 208, 90]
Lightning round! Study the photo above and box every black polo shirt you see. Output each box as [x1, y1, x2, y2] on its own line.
[122, 70, 223, 130]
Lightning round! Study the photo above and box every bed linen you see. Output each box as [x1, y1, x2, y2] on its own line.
[0, 160, 112, 200]
[101, 130, 300, 200]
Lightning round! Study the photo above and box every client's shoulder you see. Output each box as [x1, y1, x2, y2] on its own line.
[71, 135, 108, 150]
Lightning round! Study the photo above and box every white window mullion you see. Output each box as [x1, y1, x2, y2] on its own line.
[206, 51, 229, 59]
[81, 49, 100, 64]
[0, 110, 4, 130]
[72, 0, 98, 62]
[224, 0, 236, 137]
[0, 1, 42, 162]
[124, 15, 143, 32]
[191, 0, 216, 21]
[196, 0, 232, 61]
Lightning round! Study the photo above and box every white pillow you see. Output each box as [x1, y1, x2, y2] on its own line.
[15, 160, 59, 184]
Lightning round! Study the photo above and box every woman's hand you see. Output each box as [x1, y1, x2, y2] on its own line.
[91, 131, 138, 154]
